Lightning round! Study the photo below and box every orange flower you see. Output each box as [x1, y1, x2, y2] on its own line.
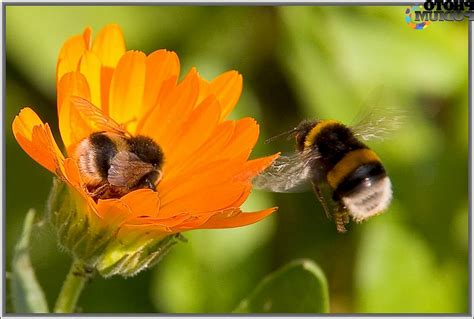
[12, 24, 278, 276]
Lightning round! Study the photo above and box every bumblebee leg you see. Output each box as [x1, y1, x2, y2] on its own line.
[312, 183, 332, 220]
[334, 205, 350, 233]
[88, 183, 108, 201]
[343, 211, 350, 224]
[145, 178, 157, 191]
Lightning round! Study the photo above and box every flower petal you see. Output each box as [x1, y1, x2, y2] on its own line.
[168, 213, 215, 230]
[120, 189, 161, 218]
[159, 182, 248, 218]
[108, 50, 146, 133]
[92, 24, 126, 68]
[57, 72, 92, 152]
[96, 199, 134, 228]
[139, 67, 199, 142]
[158, 118, 263, 215]
[161, 95, 221, 165]
[56, 27, 91, 82]
[62, 157, 83, 188]
[79, 51, 102, 108]
[57, 71, 91, 113]
[217, 117, 259, 162]
[12, 108, 64, 175]
[159, 156, 241, 199]
[62, 158, 99, 215]
[100, 67, 114, 115]
[196, 75, 211, 104]
[235, 153, 280, 182]
[198, 207, 277, 229]
[163, 118, 256, 179]
[97, 189, 161, 229]
[125, 213, 191, 228]
[141, 49, 180, 118]
[158, 120, 236, 186]
[210, 71, 243, 120]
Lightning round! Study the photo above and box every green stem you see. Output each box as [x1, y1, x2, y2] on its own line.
[53, 259, 90, 313]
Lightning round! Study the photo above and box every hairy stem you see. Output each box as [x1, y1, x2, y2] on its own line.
[53, 259, 91, 313]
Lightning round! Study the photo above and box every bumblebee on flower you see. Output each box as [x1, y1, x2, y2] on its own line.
[12, 24, 278, 278]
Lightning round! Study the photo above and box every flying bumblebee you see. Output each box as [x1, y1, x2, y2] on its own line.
[70, 96, 164, 201]
[253, 108, 402, 233]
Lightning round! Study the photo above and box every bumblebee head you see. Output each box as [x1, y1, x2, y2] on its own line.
[295, 120, 319, 152]
[128, 135, 164, 167]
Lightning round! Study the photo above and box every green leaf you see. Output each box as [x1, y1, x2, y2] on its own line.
[234, 259, 329, 313]
[11, 209, 49, 313]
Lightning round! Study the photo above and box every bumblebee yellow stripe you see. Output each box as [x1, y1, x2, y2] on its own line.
[304, 120, 340, 149]
[327, 149, 381, 189]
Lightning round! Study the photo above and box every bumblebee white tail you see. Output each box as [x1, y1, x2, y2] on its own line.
[342, 176, 392, 223]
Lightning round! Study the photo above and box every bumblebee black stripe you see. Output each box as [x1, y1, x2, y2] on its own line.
[90, 132, 117, 178]
[333, 162, 386, 199]
[313, 122, 367, 169]
[326, 148, 381, 189]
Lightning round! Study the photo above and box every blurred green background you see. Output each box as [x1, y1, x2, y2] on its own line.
[5, 6, 469, 313]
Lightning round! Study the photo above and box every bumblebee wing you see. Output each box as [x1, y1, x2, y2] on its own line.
[252, 149, 317, 193]
[350, 106, 405, 142]
[108, 151, 154, 188]
[70, 96, 128, 135]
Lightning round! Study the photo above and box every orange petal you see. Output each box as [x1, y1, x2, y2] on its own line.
[100, 67, 114, 115]
[108, 50, 146, 133]
[159, 182, 248, 218]
[56, 27, 91, 82]
[62, 158, 99, 217]
[124, 213, 192, 228]
[159, 118, 262, 197]
[79, 51, 102, 108]
[160, 153, 275, 207]
[198, 207, 277, 229]
[161, 95, 221, 165]
[12, 108, 64, 175]
[62, 158, 83, 188]
[141, 49, 180, 118]
[159, 157, 242, 199]
[139, 68, 199, 142]
[219, 117, 259, 162]
[135, 75, 178, 136]
[118, 222, 174, 238]
[235, 153, 280, 182]
[120, 189, 161, 218]
[169, 213, 216, 230]
[153, 75, 179, 108]
[114, 212, 201, 238]
[57, 72, 92, 152]
[228, 184, 252, 207]
[57, 71, 91, 113]
[92, 24, 126, 68]
[83, 26, 92, 49]
[96, 198, 133, 228]
[159, 120, 236, 183]
[97, 189, 161, 228]
[210, 71, 243, 120]
[196, 74, 211, 104]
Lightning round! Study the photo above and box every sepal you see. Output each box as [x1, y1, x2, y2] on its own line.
[46, 178, 182, 277]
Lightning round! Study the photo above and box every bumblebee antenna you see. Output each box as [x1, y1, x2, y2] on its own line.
[265, 127, 298, 144]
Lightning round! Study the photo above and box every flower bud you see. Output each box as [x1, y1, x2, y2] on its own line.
[46, 178, 182, 277]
